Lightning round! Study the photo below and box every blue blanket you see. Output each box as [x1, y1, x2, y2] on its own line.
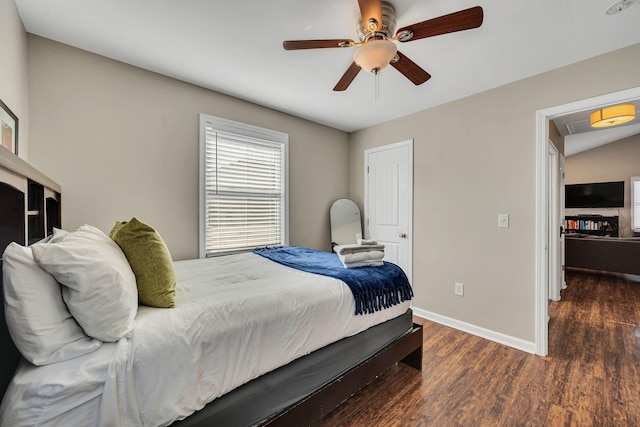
[252, 246, 413, 315]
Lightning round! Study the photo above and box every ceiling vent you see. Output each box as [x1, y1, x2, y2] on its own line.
[565, 119, 594, 135]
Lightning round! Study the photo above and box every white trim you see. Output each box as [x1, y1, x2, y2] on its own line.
[548, 141, 561, 302]
[364, 139, 414, 283]
[560, 154, 566, 290]
[535, 114, 550, 355]
[283, 142, 290, 248]
[631, 176, 640, 232]
[535, 86, 640, 356]
[199, 114, 207, 259]
[412, 306, 536, 354]
[199, 114, 289, 145]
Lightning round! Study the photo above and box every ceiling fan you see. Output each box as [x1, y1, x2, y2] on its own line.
[283, 0, 484, 91]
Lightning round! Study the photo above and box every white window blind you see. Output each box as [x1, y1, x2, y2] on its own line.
[200, 115, 288, 257]
[632, 176, 640, 231]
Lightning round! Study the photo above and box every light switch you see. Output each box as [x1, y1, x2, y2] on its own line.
[498, 214, 509, 228]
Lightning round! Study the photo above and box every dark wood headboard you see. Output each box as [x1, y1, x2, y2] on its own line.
[0, 181, 25, 400]
[0, 262, 21, 400]
[0, 148, 61, 401]
[0, 182, 25, 252]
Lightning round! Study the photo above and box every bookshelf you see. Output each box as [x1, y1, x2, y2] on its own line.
[565, 215, 618, 237]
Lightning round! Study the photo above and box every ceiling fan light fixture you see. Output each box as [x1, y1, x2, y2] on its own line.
[353, 39, 397, 73]
[590, 104, 636, 128]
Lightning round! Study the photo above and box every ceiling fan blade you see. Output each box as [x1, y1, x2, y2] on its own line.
[358, 0, 383, 32]
[390, 52, 431, 85]
[283, 39, 354, 50]
[396, 6, 483, 42]
[333, 62, 362, 91]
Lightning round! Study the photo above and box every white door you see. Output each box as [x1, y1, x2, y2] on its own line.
[365, 140, 413, 282]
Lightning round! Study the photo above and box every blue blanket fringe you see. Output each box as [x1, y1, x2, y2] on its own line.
[252, 246, 413, 315]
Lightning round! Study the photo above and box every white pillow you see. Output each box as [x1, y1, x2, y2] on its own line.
[2, 242, 102, 365]
[49, 227, 69, 243]
[31, 225, 138, 342]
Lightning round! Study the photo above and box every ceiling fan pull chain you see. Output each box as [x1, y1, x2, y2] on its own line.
[374, 69, 380, 102]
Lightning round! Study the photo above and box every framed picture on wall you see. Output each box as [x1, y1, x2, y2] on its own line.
[0, 99, 19, 156]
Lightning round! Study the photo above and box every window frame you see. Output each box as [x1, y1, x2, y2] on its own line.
[199, 114, 289, 257]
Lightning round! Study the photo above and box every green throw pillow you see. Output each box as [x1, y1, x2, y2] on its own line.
[109, 217, 176, 308]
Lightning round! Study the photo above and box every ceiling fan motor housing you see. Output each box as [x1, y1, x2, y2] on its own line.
[357, 1, 397, 41]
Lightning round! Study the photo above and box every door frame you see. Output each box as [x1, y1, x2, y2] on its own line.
[560, 153, 566, 290]
[534, 86, 640, 356]
[364, 139, 414, 283]
[548, 141, 561, 302]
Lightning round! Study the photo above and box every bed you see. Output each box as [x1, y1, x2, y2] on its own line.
[0, 149, 423, 426]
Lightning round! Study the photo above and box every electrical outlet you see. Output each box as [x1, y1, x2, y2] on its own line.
[455, 282, 464, 296]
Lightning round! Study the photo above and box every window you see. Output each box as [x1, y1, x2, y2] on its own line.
[199, 114, 288, 257]
[632, 176, 640, 232]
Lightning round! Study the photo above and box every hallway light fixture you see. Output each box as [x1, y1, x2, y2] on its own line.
[590, 103, 636, 128]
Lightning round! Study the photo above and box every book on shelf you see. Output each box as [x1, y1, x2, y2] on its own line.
[565, 219, 612, 231]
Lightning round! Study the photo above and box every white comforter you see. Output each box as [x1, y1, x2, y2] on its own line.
[1, 252, 410, 427]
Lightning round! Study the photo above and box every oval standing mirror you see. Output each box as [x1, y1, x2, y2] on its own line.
[330, 198, 362, 247]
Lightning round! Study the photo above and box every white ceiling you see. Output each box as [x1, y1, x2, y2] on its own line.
[14, 0, 640, 133]
[563, 122, 640, 156]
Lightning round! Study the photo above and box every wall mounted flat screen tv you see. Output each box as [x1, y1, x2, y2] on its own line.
[565, 181, 624, 208]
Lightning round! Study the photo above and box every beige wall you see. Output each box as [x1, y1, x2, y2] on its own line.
[565, 133, 640, 237]
[26, 35, 350, 260]
[349, 43, 640, 343]
[0, 0, 28, 159]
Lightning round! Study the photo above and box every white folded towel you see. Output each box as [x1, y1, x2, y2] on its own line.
[334, 244, 385, 268]
[357, 238, 378, 245]
[338, 250, 385, 264]
[334, 243, 385, 255]
[342, 260, 384, 269]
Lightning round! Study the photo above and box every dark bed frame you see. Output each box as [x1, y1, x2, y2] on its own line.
[0, 152, 423, 426]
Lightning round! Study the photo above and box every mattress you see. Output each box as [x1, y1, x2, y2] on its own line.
[1, 252, 411, 427]
[174, 309, 415, 426]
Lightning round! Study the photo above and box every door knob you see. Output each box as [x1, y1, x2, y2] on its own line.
[399, 233, 407, 238]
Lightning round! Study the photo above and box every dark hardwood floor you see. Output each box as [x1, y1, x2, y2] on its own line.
[318, 271, 640, 426]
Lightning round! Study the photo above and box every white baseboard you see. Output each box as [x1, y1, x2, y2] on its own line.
[412, 306, 537, 354]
